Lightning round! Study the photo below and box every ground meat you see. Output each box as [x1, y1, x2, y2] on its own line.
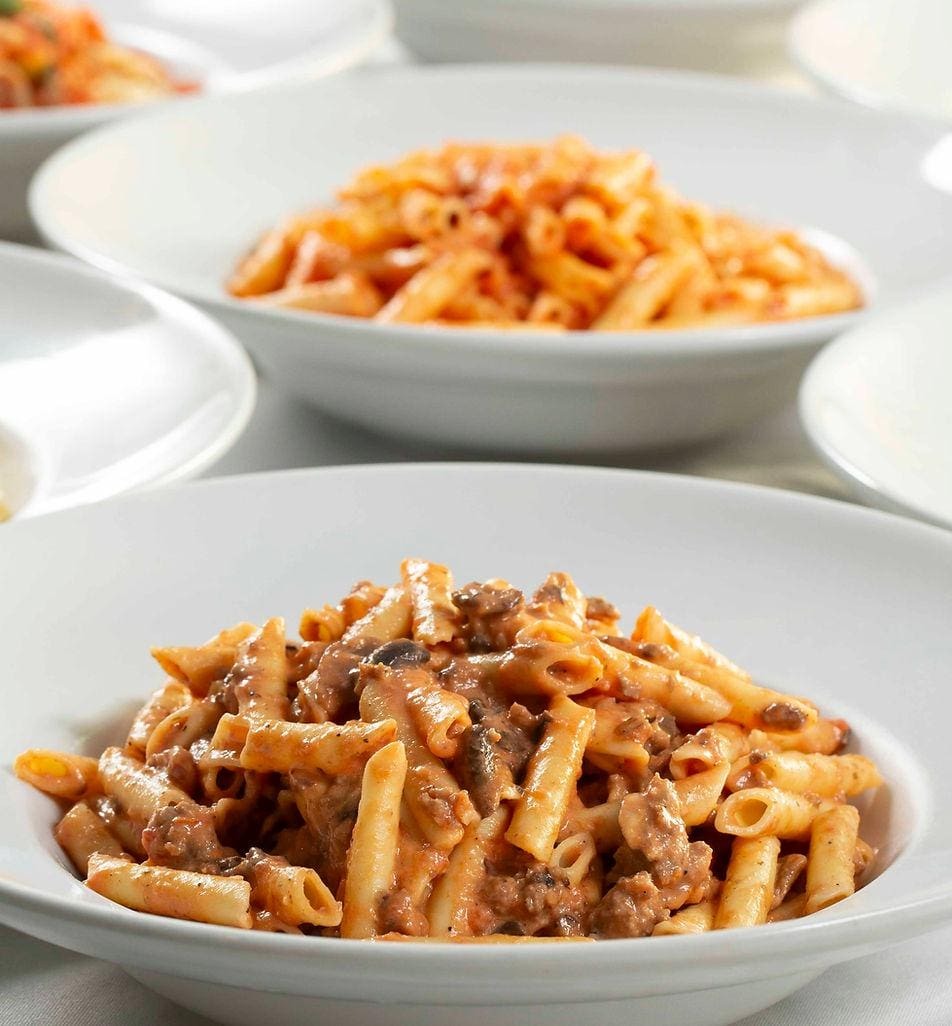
[661, 841, 714, 910]
[414, 773, 462, 831]
[477, 861, 593, 937]
[453, 583, 524, 618]
[379, 889, 429, 936]
[586, 687, 683, 773]
[225, 845, 280, 879]
[296, 638, 378, 723]
[526, 573, 588, 626]
[141, 799, 236, 873]
[456, 722, 504, 817]
[206, 675, 239, 714]
[145, 746, 199, 796]
[760, 702, 808, 730]
[289, 769, 361, 892]
[772, 853, 808, 908]
[286, 642, 329, 685]
[452, 583, 525, 651]
[592, 871, 668, 938]
[585, 596, 619, 624]
[618, 776, 689, 886]
[614, 774, 714, 910]
[530, 580, 569, 607]
[454, 695, 542, 816]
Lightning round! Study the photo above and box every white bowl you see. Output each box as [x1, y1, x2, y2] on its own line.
[789, 0, 952, 120]
[30, 66, 952, 452]
[0, 0, 391, 240]
[394, 0, 801, 73]
[0, 242, 256, 518]
[1, 464, 952, 1026]
[799, 288, 952, 530]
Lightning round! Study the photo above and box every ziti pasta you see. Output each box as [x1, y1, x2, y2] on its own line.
[0, 0, 194, 109]
[228, 137, 863, 331]
[17, 560, 882, 939]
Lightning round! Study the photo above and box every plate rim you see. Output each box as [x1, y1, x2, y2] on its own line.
[798, 291, 952, 531]
[787, 0, 948, 120]
[0, 240, 258, 518]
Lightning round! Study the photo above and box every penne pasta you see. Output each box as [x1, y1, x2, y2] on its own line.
[730, 751, 881, 797]
[359, 664, 476, 849]
[716, 788, 837, 840]
[86, 854, 252, 928]
[55, 802, 125, 874]
[653, 899, 717, 936]
[674, 761, 730, 827]
[343, 585, 412, 644]
[428, 808, 508, 936]
[715, 836, 780, 930]
[230, 618, 289, 722]
[152, 623, 257, 697]
[240, 718, 397, 775]
[125, 681, 193, 755]
[506, 693, 595, 862]
[14, 749, 100, 801]
[401, 557, 459, 646]
[805, 804, 861, 915]
[17, 559, 883, 943]
[341, 741, 408, 938]
[228, 140, 860, 332]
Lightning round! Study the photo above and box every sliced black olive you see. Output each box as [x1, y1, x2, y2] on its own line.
[364, 639, 431, 669]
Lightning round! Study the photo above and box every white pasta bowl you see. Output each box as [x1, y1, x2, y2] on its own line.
[0, 0, 390, 240]
[30, 66, 952, 452]
[1, 463, 952, 1026]
[0, 241, 256, 518]
[799, 288, 952, 529]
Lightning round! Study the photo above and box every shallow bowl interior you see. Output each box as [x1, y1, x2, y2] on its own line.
[0, 242, 256, 516]
[30, 64, 952, 347]
[1, 465, 951, 1026]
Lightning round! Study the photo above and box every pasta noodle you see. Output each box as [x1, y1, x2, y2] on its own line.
[228, 138, 863, 330]
[0, 0, 195, 109]
[16, 560, 883, 940]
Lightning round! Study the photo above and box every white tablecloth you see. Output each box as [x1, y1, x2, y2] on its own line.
[5, 35, 949, 1026]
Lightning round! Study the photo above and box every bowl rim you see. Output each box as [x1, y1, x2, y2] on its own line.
[0, 240, 257, 515]
[0, 0, 391, 140]
[2, 462, 952, 998]
[798, 288, 952, 530]
[786, 0, 945, 120]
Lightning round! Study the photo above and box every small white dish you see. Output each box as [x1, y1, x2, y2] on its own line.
[1, 463, 952, 1026]
[0, 0, 391, 239]
[799, 289, 952, 529]
[30, 66, 952, 452]
[789, 0, 952, 120]
[394, 0, 801, 73]
[0, 242, 256, 518]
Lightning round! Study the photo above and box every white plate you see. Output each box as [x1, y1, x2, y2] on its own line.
[1, 464, 951, 1026]
[30, 65, 952, 452]
[395, 0, 801, 73]
[0, 243, 256, 518]
[799, 289, 952, 529]
[0, 0, 391, 239]
[789, 0, 952, 119]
